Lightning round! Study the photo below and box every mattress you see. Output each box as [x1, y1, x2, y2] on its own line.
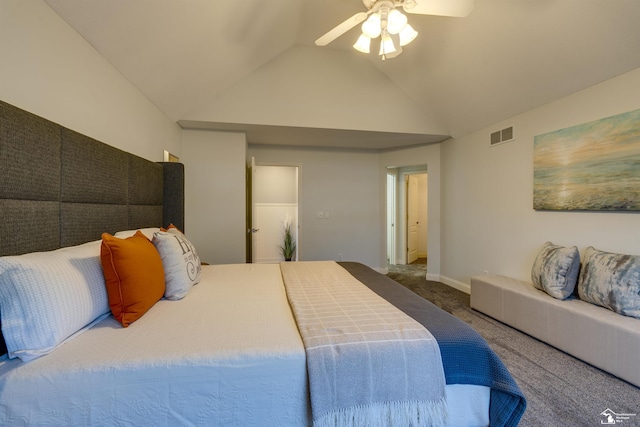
[0, 263, 490, 426]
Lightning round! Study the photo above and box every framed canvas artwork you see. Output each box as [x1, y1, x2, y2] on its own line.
[534, 108, 640, 211]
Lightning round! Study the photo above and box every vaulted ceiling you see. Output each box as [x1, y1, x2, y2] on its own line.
[44, 0, 640, 149]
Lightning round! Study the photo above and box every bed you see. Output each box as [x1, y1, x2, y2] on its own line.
[0, 100, 526, 426]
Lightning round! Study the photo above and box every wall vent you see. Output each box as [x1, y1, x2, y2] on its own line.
[490, 126, 515, 146]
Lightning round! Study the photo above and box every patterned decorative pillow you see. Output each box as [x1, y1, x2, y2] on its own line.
[531, 242, 580, 300]
[578, 247, 640, 319]
[152, 230, 201, 300]
[0, 240, 110, 361]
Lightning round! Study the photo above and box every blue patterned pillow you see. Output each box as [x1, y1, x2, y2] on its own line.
[531, 242, 580, 300]
[578, 247, 640, 319]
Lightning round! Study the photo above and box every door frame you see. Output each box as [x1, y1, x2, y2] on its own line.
[386, 171, 397, 266]
[246, 159, 302, 263]
[246, 159, 253, 263]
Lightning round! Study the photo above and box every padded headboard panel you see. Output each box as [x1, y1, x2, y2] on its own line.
[0, 99, 184, 257]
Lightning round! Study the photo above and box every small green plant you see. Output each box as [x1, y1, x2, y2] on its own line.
[280, 214, 296, 261]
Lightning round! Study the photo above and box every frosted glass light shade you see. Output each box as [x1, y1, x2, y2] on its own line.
[379, 34, 396, 56]
[387, 9, 408, 35]
[353, 34, 371, 53]
[362, 13, 381, 38]
[399, 24, 418, 46]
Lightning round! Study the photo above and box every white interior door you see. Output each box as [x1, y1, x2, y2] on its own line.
[407, 175, 419, 264]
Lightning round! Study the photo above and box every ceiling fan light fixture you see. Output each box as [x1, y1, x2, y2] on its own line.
[361, 13, 381, 38]
[318, 0, 473, 59]
[353, 34, 371, 53]
[386, 9, 408, 35]
[348, 0, 426, 58]
[398, 24, 418, 46]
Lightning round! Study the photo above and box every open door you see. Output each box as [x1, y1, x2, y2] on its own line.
[407, 175, 419, 264]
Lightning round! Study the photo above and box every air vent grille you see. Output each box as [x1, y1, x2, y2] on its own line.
[490, 126, 515, 146]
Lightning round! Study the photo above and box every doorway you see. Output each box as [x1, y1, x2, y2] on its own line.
[247, 160, 299, 263]
[387, 167, 428, 266]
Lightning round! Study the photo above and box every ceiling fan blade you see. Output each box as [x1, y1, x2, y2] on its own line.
[315, 12, 369, 46]
[403, 0, 474, 17]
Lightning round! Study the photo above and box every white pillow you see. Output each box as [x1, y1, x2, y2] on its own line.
[0, 240, 110, 361]
[114, 227, 160, 240]
[152, 230, 202, 300]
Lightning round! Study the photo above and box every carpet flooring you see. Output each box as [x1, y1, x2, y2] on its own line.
[387, 263, 640, 427]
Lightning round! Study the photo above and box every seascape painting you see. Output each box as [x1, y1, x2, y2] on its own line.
[533, 108, 640, 211]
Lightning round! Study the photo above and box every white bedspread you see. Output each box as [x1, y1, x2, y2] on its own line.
[0, 264, 310, 426]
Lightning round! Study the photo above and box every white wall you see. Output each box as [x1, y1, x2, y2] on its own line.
[182, 130, 247, 264]
[248, 145, 382, 270]
[441, 67, 640, 288]
[0, 1, 180, 161]
[186, 46, 447, 136]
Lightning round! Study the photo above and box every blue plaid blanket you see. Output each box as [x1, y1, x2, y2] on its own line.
[339, 262, 527, 427]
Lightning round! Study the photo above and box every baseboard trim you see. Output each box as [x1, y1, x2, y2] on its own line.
[433, 274, 471, 295]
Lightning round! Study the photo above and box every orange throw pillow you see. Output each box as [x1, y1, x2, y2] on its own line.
[100, 231, 165, 327]
[160, 223, 182, 233]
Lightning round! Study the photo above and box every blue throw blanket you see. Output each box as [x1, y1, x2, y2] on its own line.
[339, 262, 527, 427]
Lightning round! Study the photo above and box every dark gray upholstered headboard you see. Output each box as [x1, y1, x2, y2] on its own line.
[0, 100, 185, 354]
[0, 100, 184, 256]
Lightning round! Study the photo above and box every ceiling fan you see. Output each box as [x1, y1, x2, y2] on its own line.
[315, 0, 474, 59]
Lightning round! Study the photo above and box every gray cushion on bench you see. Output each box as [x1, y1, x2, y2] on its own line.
[578, 247, 640, 319]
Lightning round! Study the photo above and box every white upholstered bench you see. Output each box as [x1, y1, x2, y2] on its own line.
[471, 275, 640, 387]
